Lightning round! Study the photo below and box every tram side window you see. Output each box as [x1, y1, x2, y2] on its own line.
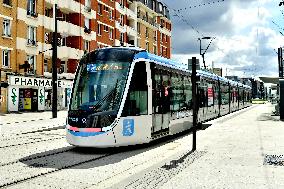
[152, 69, 171, 114]
[214, 82, 219, 105]
[198, 80, 207, 108]
[170, 73, 186, 111]
[221, 83, 229, 105]
[122, 62, 148, 116]
[238, 89, 243, 102]
[184, 76, 192, 110]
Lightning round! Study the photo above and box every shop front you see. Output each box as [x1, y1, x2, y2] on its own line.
[7, 75, 73, 112]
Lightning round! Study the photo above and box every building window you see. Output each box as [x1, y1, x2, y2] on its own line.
[145, 27, 148, 38]
[84, 18, 91, 33]
[61, 37, 67, 46]
[120, 14, 124, 26]
[85, 0, 91, 10]
[98, 4, 102, 15]
[119, 0, 124, 7]
[109, 28, 113, 39]
[120, 33, 124, 44]
[59, 61, 66, 73]
[145, 0, 148, 5]
[84, 40, 90, 53]
[61, 13, 68, 21]
[27, 55, 36, 74]
[104, 25, 108, 32]
[137, 22, 140, 34]
[2, 49, 10, 67]
[27, 0, 37, 17]
[44, 59, 48, 72]
[45, 8, 52, 17]
[109, 10, 113, 20]
[104, 5, 109, 12]
[98, 24, 101, 35]
[154, 31, 157, 41]
[153, 45, 157, 54]
[27, 26, 36, 46]
[3, 19, 11, 37]
[3, 0, 12, 6]
[146, 42, 149, 51]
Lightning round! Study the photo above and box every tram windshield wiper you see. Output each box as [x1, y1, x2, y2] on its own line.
[88, 80, 119, 111]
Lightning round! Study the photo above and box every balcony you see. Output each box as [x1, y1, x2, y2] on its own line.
[126, 8, 137, 20]
[43, 44, 84, 60]
[126, 26, 136, 37]
[43, 16, 81, 37]
[137, 13, 158, 29]
[158, 24, 171, 36]
[84, 6, 91, 13]
[116, 2, 126, 14]
[115, 21, 126, 33]
[45, 0, 80, 13]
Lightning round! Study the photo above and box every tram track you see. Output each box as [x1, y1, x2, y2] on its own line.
[0, 146, 74, 167]
[0, 136, 65, 149]
[0, 125, 65, 142]
[0, 150, 114, 188]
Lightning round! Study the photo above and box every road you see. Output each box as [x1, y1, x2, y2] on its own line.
[0, 104, 283, 189]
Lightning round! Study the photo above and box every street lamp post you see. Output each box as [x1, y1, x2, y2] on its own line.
[52, 4, 58, 118]
[198, 37, 214, 70]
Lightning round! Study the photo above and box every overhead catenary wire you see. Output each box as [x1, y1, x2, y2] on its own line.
[175, 0, 225, 12]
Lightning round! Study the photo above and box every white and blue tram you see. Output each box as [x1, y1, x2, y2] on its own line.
[66, 47, 251, 147]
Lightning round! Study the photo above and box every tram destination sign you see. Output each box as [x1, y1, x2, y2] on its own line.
[9, 76, 72, 88]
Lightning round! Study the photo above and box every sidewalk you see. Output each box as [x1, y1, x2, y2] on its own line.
[114, 104, 283, 189]
[0, 110, 68, 125]
[158, 103, 283, 189]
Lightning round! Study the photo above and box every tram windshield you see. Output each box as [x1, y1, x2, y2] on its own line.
[70, 48, 135, 112]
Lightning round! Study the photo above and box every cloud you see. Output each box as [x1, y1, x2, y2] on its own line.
[161, 0, 281, 77]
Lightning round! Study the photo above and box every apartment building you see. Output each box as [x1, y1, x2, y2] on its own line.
[0, 0, 171, 113]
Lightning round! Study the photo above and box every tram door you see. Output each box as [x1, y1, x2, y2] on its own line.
[152, 68, 170, 134]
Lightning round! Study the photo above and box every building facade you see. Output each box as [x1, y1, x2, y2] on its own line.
[0, 0, 172, 113]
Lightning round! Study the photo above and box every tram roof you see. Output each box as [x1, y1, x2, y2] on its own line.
[134, 51, 189, 71]
[100, 47, 251, 89]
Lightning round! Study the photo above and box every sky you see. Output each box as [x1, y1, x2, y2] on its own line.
[160, 0, 284, 78]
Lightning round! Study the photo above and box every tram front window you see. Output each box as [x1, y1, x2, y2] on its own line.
[70, 49, 134, 112]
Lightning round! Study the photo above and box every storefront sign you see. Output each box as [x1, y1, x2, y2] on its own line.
[9, 76, 73, 88]
[8, 87, 19, 112]
[38, 87, 45, 111]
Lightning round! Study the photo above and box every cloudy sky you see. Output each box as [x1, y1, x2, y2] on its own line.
[160, 0, 284, 78]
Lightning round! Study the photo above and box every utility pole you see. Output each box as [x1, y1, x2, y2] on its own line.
[278, 47, 283, 78]
[198, 37, 215, 70]
[52, 4, 58, 118]
[191, 57, 198, 151]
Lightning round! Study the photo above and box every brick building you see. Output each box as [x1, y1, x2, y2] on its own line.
[0, 0, 172, 113]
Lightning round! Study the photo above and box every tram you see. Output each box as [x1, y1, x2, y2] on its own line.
[66, 47, 251, 147]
